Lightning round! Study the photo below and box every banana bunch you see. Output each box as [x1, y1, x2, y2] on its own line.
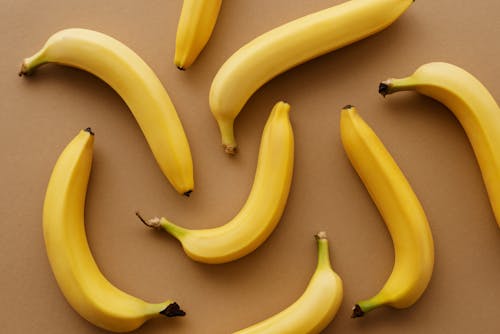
[233, 233, 343, 334]
[24, 0, 498, 332]
[380, 62, 500, 229]
[174, 0, 222, 70]
[43, 128, 185, 332]
[210, 0, 414, 154]
[20, 28, 194, 196]
[140, 101, 294, 264]
[340, 106, 434, 317]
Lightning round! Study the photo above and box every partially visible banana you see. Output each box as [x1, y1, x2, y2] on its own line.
[43, 128, 185, 332]
[174, 0, 222, 70]
[210, 0, 414, 154]
[20, 28, 194, 196]
[379, 62, 500, 229]
[233, 232, 343, 334]
[340, 106, 434, 317]
[139, 101, 294, 264]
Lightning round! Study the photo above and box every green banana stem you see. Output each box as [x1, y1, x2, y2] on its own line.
[159, 217, 188, 240]
[352, 295, 387, 318]
[19, 50, 46, 76]
[378, 77, 417, 97]
[315, 232, 332, 270]
[217, 118, 237, 154]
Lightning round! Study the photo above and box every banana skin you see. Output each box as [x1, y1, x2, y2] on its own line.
[43, 129, 185, 332]
[140, 101, 294, 264]
[210, 0, 414, 154]
[340, 106, 434, 317]
[380, 62, 500, 229]
[20, 28, 194, 196]
[175, 0, 222, 69]
[233, 233, 343, 334]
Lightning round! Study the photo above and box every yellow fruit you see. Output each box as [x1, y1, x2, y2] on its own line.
[380, 61, 500, 228]
[210, 0, 414, 154]
[43, 129, 185, 332]
[20, 28, 194, 195]
[340, 106, 434, 317]
[233, 233, 343, 334]
[174, 0, 222, 69]
[140, 101, 294, 264]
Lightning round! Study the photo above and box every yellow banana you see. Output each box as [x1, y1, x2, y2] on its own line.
[210, 0, 414, 154]
[340, 106, 434, 317]
[174, 0, 222, 70]
[379, 61, 500, 229]
[20, 28, 194, 196]
[139, 101, 294, 264]
[43, 128, 185, 332]
[233, 232, 343, 334]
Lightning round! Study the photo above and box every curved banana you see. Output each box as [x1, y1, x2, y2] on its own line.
[233, 232, 343, 334]
[210, 0, 414, 154]
[140, 101, 294, 264]
[379, 62, 500, 228]
[340, 106, 434, 317]
[174, 0, 222, 70]
[43, 128, 185, 332]
[20, 28, 194, 196]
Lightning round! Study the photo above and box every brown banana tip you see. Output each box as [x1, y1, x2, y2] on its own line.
[84, 127, 95, 136]
[19, 61, 29, 77]
[135, 212, 161, 229]
[223, 145, 237, 155]
[176, 66, 186, 71]
[378, 82, 390, 97]
[183, 190, 193, 197]
[160, 302, 186, 317]
[342, 104, 355, 110]
[315, 231, 328, 240]
[351, 304, 365, 318]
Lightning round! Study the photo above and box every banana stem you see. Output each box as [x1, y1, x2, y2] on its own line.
[378, 77, 416, 97]
[217, 118, 237, 154]
[315, 232, 331, 270]
[351, 296, 386, 318]
[19, 51, 46, 76]
[159, 218, 188, 240]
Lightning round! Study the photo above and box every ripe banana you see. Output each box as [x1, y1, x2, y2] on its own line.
[233, 232, 343, 334]
[340, 106, 434, 317]
[210, 0, 414, 154]
[174, 0, 222, 70]
[20, 28, 194, 196]
[139, 101, 294, 264]
[379, 61, 500, 229]
[43, 128, 185, 332]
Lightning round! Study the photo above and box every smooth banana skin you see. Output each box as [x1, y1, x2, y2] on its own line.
[174, 0, 222, 70]
[210, 0, 414, 154]
[340, 106, 434, 317]
[140, 101, 294, 264]
[233, 232, 343, 334]
[379, 62, 500, 229]
[43, 129, 185, 332]
[20, 28, 194, 196]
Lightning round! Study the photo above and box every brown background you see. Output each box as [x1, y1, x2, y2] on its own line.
[1, 0, 500, 333]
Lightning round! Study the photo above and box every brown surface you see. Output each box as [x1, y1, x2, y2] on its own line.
[1, 0, 500, 333]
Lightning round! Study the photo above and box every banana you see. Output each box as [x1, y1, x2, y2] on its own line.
[174, 0, 222, 70]
[340, 106, 434, 317]
[210, 0, 414, 154]
[232, 232, 343, 334]
[43, 128, 185, 332]
[139, 101, 294, 264]
[379, 61, 500, 229]
[20, 28, 194, 196]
